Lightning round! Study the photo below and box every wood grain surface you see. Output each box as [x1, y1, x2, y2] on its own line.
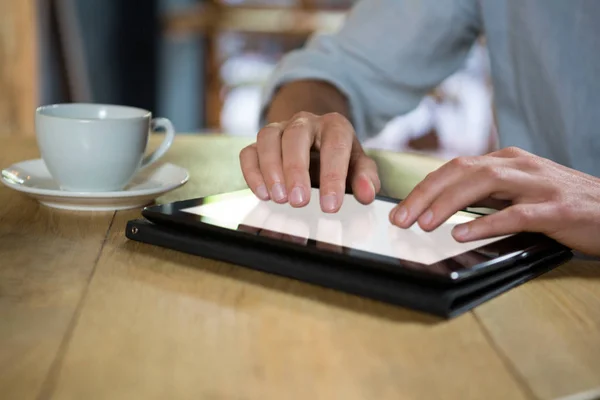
[0, 0, 38, 136]
[0, 139, 114, 399]
[475, 259, 600, 400]
[1, 135, 599, 400]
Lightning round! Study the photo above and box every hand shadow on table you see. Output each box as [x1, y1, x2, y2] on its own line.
[120, 239, 442, 326]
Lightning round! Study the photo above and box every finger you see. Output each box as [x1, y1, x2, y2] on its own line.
[348, 148, 381, 205]
[281, 116, 316, 207]
[318, 115, 356, 212]
[257, 122, 287, 203]
[469, 198, 511, 210]
[418, 167, 533, 232]
[452, 203, 553, 242]
[259, 229, 284, 240]
[390, 156, 486, 228]
[280, 234, 309, 245]
[239, 144, 270, 200]
[316, 241, 344, 253]
[238, 225, 261, 235]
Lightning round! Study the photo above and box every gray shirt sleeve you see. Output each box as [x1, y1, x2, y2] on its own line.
[260, 0, 482, 140]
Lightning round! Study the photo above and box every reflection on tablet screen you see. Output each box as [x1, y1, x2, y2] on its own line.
[181, 188, 512, 266]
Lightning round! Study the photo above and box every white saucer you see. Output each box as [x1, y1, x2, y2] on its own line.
[1, 159, 189, 211]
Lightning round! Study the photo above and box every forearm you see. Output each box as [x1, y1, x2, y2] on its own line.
[266, 80, 351, 123]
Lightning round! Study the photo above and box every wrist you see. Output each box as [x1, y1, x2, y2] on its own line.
[266, 80, 350, 123]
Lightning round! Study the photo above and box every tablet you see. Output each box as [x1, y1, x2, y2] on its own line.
[141, 188, 567, 284]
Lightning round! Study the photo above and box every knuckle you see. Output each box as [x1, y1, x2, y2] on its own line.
[321, 113, 353, 134]
[449, 156, 477, 170]
[321, 171, 346, 184]
[283, 162, 308, 176]
[420, 168, 441, 186]
[412, 180, 431, 197]
[428, 199, 446, 217]
[516, 154, 543, 171]
[256, 128, 268, 141]
[291, 111, 314, 121]
[424, 170, 437, 181]
[259, 161, 280, 176]
[286, 117, 309, 131]
[239, 145, 250, 158]
[485, 215, 505, 233]
[481, 165, 507, 182]
[321, 112, 347, 124]
[264, 121, 283, 130]
[509, 205, 534, 227]
[239, 144, 255, 160]
[545, 184, 564, 201]
[362, 156, 378, 171]
[553, 200, 577, 221]
[257, 126, 277, 141]
[502, 146, 526, 157]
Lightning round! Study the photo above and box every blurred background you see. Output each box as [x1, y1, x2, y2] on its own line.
[1, 0, 497, 158]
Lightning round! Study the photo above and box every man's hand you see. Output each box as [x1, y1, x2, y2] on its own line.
[240, 112, 381, 213]
[390, 146, 600, 257]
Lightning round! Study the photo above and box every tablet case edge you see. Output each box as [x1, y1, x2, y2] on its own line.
[124, 218, 572, 318]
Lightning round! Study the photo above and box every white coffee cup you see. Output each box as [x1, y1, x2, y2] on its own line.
[35, 103, 175, 192]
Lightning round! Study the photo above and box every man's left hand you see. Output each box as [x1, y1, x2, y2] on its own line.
[389, 147, 600, 257]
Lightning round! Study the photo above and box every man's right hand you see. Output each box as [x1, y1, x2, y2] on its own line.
[239, 111, 381, 213]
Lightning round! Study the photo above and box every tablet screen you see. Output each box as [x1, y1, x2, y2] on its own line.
[180, 188, 512, 266]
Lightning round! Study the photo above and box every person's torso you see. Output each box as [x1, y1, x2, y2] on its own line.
[481, 0, 600, 176]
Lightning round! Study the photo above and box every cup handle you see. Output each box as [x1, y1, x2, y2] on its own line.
[140, 117, 176, 169]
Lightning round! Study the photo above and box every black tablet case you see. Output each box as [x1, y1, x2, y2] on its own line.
[125, 218, 572, 318]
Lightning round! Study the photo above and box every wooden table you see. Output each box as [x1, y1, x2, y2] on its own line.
[2, 135, 600, 400]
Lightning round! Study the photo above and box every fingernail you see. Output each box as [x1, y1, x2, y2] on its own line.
[256, 185, 269, 200]
[271, 183, 286, 202]
[453, 224, 470, 240]
[421, 210, 433, 226]
[394, 206, 407, 225]
[290, 186, 305, 206]
[321, 193, 338, 212]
